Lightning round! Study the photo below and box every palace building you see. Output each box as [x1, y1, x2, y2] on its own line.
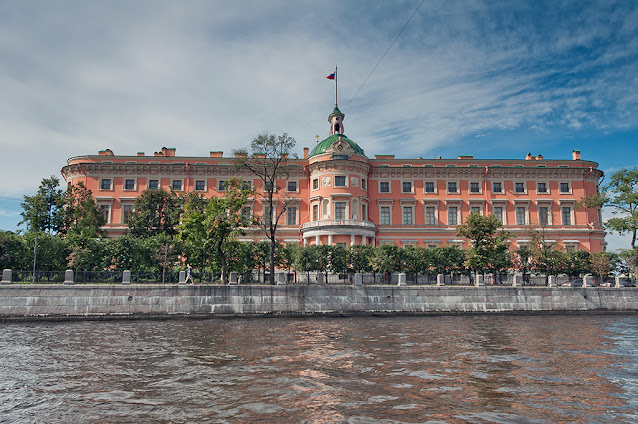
[61, 105, 606, 252]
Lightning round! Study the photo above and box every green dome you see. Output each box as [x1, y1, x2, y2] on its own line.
[309, 134, 365, 158]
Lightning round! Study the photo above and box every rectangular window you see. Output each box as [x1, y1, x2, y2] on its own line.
[195, 180, 206, 191]
[515, 182, 525, 193]
[242, 207, 252, 221]
[493, 207, 503, 224]
[470, 206, 481, 214]
[335, 202, 346, 220]
[264, 181, 273, 192]
[516, 207, 526, 225]
[361, 204, 367, 221]
[537, 182, 548, 193]
[172, 180, 182, 191]
[362, 179, 367, 190]
[380, 181, 390, 193]
[492, 182, 502, 193]
[426, 207, 436, 225]
[287, 181, 297, 192]
[286, 207, 297, 225]
[263, 207, 272, 225]
[312, 204, 319, 221]
[402, 182, 412, 193]
[403, 207, 413, 225]
[448, 207, 458, 225]
[100, 179, 112, 190]
[242, 181, 252, 191]
[380, 207, 390, 225]
[148, 179, 159, 189]
[218, 180, 226, 191]
[312, 179, 319, 190]
[335, 176, 346, 187]
[470, 182, 480, 193]
[560, 182, 570, 193]
[447, 182, 458, 193]
[124, 179, 135, 190]
[562, 207, 572, 225]
[123, 205, 134, 223]
[539, 206, 549, 225]
[424, 181, 435, 193]
[100, 205, 110, 223]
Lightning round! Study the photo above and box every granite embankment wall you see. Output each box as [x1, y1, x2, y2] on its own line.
[1, 285, 638, 321]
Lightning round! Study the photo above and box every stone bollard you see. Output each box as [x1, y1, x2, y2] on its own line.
[548, 275, 555, 287]
[1, 269, 11, 284]
[615, 276, 621, 288]
[436, 273, 445, 286]
[229, 272, 239, 285]
[178, 270, 186, 285]
[63, 269, 74, 285]
[583, 275, 594, 288]
[513, 274, 523, 287]
[475, 273, 483, 287]
[397, 273, 407, 286]
[276, 272, 287, 285]
[316, 273, 325, 285]
[354, 273, 363, 286]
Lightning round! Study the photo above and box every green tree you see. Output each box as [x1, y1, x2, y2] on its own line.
[178, 179, 253, 284]
[23, 232, 69, 272]
[581, 168, 638, 275]
[457, 213, 511, 276]
[514, 246, 533, 284]
[63, 182, 105, 238]
[348, 244, 374, 274]
[234, 132, 297, 284]
[67, 237, 108, 271]
[293, 245, 321, 282]
[19, 176, 65, 234]
[0, 231, 28, 270]
[127, 188, 183, 238]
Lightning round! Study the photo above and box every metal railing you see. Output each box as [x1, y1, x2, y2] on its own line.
[301, 219, 377, 230]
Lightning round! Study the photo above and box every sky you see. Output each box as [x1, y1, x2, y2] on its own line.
[1, 0, 637, 250]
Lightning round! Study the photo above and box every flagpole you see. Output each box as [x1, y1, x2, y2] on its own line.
[335, 65, 338, 108]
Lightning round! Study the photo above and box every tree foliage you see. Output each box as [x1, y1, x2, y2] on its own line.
[234, 132, 297, 283]
[457, 213, 511, 274]
[19, 176, 65, 234]
[126, 188, 183, 238]
[63, 182, 105, 238]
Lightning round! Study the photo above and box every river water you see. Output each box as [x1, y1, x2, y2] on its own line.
[1, 315, 637, 423]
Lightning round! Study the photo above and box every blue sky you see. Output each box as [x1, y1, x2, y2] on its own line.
[1, 0, 637, 250]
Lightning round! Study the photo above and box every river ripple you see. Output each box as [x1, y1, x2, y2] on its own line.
[1, 315, 637, 423]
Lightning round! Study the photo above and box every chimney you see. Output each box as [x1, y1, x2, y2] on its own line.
[303, 147, 309, 159]
[99, 149, 114, 156]
[234, 152, 247, 158]
[161, 147, 176, 157]
[525, 153, 533, 160]
[535, 155, 543, 160]
[280, 153, 288, 159]
[210, 151, 223, 158]
[137, 152, 145, 157]
[572, 150, 581, 160]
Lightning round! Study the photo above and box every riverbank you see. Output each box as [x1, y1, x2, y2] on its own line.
[1, 284, 637, 321]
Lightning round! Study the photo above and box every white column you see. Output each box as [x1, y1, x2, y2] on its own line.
[303, 237, 308, 247]
[328, 234, 333, 245]
[315, 235, 320, 245]
[350, 234, 355, 246]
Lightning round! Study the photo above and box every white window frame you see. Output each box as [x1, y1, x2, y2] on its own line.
[123, 178, 137, 191]
[334, 175, 347, 188]
[537, 181, 550, 194]
[99, 204, 111, 223]
[402, 205, 414, 225]
[334, 201, 347, 220]
[561, 206, 573, 225]
[424, 204, 438, 226]
[379, 181, 391, 193]
[194, 180, 207, 191]
[559, 182, 572, 194]
[172, 179, 183, 191]
[401, 180, 414, 194]
[147, 179, 160, 190]
[447, 206, 459, 226]
[312, 178, 319, 191]
[286, 206, 298, 226]
[379, 205, 392, 225]
[491, 201, 508, 225]
[424, 181, 436, 194]
[121, 203, 135, 224]
[514, 181, 527, 194]
[447, 181, 459, 194]
[492, 181, 504, 194]
[469, 181, 482, 194]
[100, 178, 112, 191]
[287, 180, 298, 193]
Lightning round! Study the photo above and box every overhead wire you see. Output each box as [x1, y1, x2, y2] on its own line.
[343, 0, 426, 112]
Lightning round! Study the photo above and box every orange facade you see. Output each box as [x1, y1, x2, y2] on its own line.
[61, 109, 606, 252]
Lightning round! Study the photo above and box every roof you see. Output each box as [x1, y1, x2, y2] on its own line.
[309, 134, 365, 158]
